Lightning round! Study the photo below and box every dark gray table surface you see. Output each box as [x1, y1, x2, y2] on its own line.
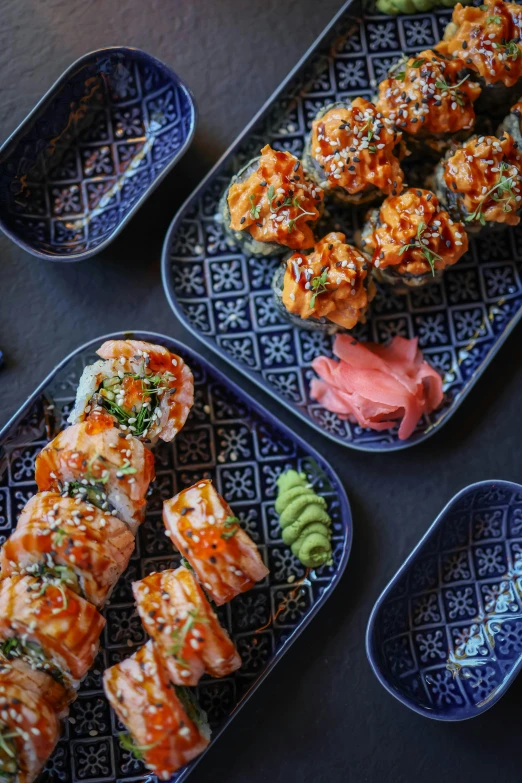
[1, 1, 522, 781]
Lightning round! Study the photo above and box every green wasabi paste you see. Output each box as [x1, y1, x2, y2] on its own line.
[275, 470, 333, 569]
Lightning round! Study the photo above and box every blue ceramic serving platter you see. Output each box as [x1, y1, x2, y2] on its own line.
[366, 480, 522, 721]
[0, 330, 351, 783]
[0, 47, 196, 261]
[162, 0, 522, 452]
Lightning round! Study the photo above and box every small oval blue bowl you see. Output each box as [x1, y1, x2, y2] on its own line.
[0, 46, 196, 261]
[366, 480, 522, 721]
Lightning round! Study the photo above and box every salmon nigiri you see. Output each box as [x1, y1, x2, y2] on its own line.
[0, 492, 135, 608]
[133, 567, 241, 686]
[0, 655, 70, 719]
[163, 480, 269, 605]
[0, 575, 105, 690]
[104, 640, 210, 780]
[69, 339, 194, 445]
[35, 418, 155, 535]
[0, 674, 61, 783]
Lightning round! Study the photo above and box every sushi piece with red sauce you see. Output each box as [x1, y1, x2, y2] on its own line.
[133, 567, 241, 686]
[163, 480, 269, 605]
[0, 673, 61, 783]
[103, 640, 210, 780]
[0, 575, 105, 690]
[34, 417, 155, 535]
[0, 492, 135, 609]
[0, 656, 70, 719]
[69, 340, 194, 446]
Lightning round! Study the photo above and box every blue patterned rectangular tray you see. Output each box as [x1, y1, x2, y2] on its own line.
[0, 331, 351, 783]
[161, 0, 522, 452]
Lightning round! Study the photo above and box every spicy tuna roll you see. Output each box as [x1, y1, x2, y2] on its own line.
[303, 97, 404, 204]
[220, 144, 324, 256]
[433, 132, 522, 231]
[359, 188, 469, 289]
[375, 49, 481, 157]
[436, 0, 522, 113]
[272, 231, 374, 334]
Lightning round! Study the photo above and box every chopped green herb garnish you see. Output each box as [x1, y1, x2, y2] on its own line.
[267, 184, 276, 207]
[395, 70, 406, 82]
[249, 194, 260, 219]
[493, 39, 521, 60]
[119, 733, 159, 761]
[398, 220, 442, 275]
[309, 269, 330, 308]
[434, 74, 470, 107]
[465, 162, 518, 226]
[487, 14, 501, 23]
[411, 58, 425, 68]
[168, 609, 209, 667]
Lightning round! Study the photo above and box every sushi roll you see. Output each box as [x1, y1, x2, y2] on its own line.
[436, 0, 522, 113]
[271, 231, 374, 334]
[220, 144, 324, 257]
[359, 188, 469, 289]
[303, 97, 404, 204]
[69, 339, 194, 446]
[375, 49, 481, 157]
[103, 640, 210, 780]
[0, 575, 105, 690]
[163, 479, 269, 606]
[34, 420, 155, 535]
[0, 673, 62, 783]
[497, 97, 522, 144]
[433, 133, 522, 231]
[0, 491, 135, 609]
[133, 566, 242, 686]
[0, 656, 70, 719]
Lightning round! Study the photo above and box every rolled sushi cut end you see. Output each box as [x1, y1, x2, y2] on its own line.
[103, 641, 210, 780]
[359, 188, 468, 289]
[221, 144, 323, 256]
[272, 231, 374, 334]
[69, 339, 194, 446]
[375, 49, 481, 154]
[436, 0, 522, 111]
[303, 97, 403, 204]
[434, 132, 522, 231]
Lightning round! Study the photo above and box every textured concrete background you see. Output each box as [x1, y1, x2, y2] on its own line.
[1, 2, 522, 781]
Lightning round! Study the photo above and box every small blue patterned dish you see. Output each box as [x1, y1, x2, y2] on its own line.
[162, 0, 522, 452]
[366, 480, 522, 721]
[0, 47, 196, 261]
[0, 330, 351, 782]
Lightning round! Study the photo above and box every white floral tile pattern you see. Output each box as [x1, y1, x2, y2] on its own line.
[0, 332, 351, 782]
[163, 2, 522, 451]
[370, 482, 522, 719]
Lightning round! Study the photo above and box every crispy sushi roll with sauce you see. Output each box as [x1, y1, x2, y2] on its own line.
[35, 418, 155, 535]
[0, 674, 61, 783]
[104, 640, 210, 780]
[433, 133, 522, 232]
[436, 0, 522, 112]
[0, 492, 135, 609]
[375, 49, 481, 158]
[69, 339, 194, 446]
[359, 188, 469, 289]
[221, 144, 323, 257]
[0, 656, 70, 719]
[163, 479, 269, 606]
[272, 231, 374, 334]
[303, 97, 404, 204]
[0, 575, 105, 691]
[133, 567, 241, 686]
